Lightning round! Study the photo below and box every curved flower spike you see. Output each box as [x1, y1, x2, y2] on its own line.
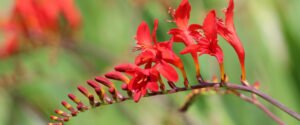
[217, 0, 246, 81]
[180, 10, 225, 81]
[168, 0, 202, 80]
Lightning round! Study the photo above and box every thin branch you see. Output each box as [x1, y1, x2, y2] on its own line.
[145, 82, 300, 121]
[225, 83, 300, 120]
[230, 90, 285, 125]
[179, 89, 202, 112]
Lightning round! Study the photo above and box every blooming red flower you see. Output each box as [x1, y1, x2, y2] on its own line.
[180, 10, 225, 80]
[181, 11, 223, 63]
[134, 19, 189, 86]
[168, 0, 202, 79]
[115, 63, 159, 102]
[217, 0, 246, 81]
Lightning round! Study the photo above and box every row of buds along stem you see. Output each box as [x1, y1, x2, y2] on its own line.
[49, 63, 187, 125]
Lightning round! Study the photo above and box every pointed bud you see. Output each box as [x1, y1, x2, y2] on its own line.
[95, 76, 115, 88]
[68, 94, 82, 105]
[105, 71, 130, 84]
[87, 80, 100, 88]
[55, 109, 71, 117]
[77, 86, 95, 106]
[114, 64, 137, 72]
[50, 116, 69, 122]
[68, 94, 88, 111]
[61, 101, 78, 116]
[121, 83, 128, 90]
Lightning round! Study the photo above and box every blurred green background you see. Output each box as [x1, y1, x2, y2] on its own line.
[0, 0, 299, 125]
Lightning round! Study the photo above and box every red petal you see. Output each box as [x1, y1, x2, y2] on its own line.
[146, 82, 159, 92]
[133, 91, 142, 102]
[152, 19, 159, 43]
[202, 10, 217, 43]
[225, 0, 234, 28]
[136, 21, 152, 47]
[214, 45, 224, 63]
[174, 0, 191, 29]
[168, 28, 184, 42]
[180, 44, 200, 54]
[157, 62, 178, 82]
[134, 50, 155, 65]
[188, 24, 201, 31]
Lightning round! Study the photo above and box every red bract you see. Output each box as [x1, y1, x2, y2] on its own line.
[134, 19, 189, 86]
[168, 0, 202, 80]
[180, 10, 225, 80]
[217, 0, 246, 81]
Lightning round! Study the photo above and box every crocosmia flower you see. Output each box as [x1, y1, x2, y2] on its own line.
[115, 63, 159, 102]
[180, 10, 225, 80]
[217, 0, 246, 81]
[134, 19, 189, 87]
[168, 0, 202, 80]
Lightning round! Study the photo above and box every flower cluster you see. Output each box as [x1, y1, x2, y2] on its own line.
[49, 0, 247, 124]
[0, 0, 81, 58]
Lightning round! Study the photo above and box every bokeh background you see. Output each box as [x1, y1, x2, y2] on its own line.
[0, 0, 299, 125]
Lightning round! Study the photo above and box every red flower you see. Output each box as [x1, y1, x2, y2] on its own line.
[217, 0, 246, 81]
[181, 11, 223, 63]
[168, 0, 202, 79]
[180, 10, 225, 80]
[134, 19, 189, 86]
[115, 64, 159, 102]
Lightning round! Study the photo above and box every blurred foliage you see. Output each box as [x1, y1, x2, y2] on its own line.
[0, 0, 299, 125]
